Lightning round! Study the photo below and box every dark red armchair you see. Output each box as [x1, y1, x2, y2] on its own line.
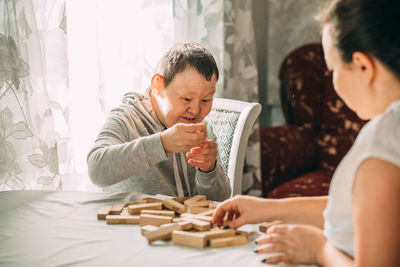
[260, 43, 367, 198]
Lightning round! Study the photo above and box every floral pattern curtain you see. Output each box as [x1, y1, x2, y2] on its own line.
[173, 0, 261, 195]
[1, 0, 261, 195]
[0, 0, 70, 191]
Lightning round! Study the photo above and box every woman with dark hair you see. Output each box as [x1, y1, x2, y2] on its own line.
[213, 0, 400, 265]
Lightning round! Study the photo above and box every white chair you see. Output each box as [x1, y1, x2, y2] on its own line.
[205, 98, 262, 196]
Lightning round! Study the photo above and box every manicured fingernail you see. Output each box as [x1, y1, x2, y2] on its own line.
[254, 240, 258, 245]
[253, 249, 258, 253]
[222, 225, 230, 229]
[261, 258, 266, 263]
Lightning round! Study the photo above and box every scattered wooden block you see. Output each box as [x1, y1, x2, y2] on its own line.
[144, 223, 182, 243]
[200, 229, 236, 243]
[106, 215, 140, 224]
[172, 196, 189, 203]
[125, 200, 147, 206]
[209, 202, 217, 209]
[209, 235, 247, 248]
[141, 209, 175, 217]
[139, 214, 173, 226]
[197, 209, 215, 217]
[172, 230, 207, 248]
[141, 225, 159, 235]
[128, 202, 162, 215]
[120, 207, 131, 216]
[97, 206, 112, 220]
[235, 230, 249, 238]
[187, 206, 210, 214]
[162, 198, 186, 214]
[143, 197, 162, 203]
[178, 217, 211, 231]
[109, 202, 125, 215]
[184, 200, 212, 209]
[177, 221, 193, 231]
[183, 195, 206, 206]
[259, 220, 283, 232]
[180, 213, 213, 223]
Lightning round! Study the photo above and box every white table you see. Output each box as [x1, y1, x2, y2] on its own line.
[0, 190, 315, 267]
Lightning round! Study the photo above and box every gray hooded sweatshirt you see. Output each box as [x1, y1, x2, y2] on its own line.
[87, 89, 231, 201]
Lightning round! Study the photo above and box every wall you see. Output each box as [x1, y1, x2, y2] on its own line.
[253, 0, 323, 127]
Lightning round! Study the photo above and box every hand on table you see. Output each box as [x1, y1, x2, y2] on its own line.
[212, 195, 267, 229]
[186, 139, 217, 172]
[256, 224, 326, 265]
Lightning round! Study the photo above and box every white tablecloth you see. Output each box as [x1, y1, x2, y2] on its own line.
[0, 190, 315, 267]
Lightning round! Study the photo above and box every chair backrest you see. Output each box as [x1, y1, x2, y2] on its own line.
[279, 43, 367, 173]
[205, 98, 261, 196]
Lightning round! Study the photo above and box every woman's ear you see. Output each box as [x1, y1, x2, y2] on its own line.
[352, 52, 375, 85]
[151, 74, 165, 96]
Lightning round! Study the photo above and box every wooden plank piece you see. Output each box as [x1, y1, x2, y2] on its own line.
[139, 214, 173, 226]
[128, 202, 162, 215]
[162, 198, 186, 214]
[178, 217, 211, 231]
[180, 213, 213, 222]
[209, 235, 247, 248]
[141, 209, 175, 217]
[259, 220, 283, 232]
[172, 230, 207, 248]
[197, 209, 215, 217]
[144, 223, 181, 243]
[183, 195, 206, 205]
[141, 225, 159, 235]
[106, 215, 140, 224]
[187, 207, 210, 214]
[97, 206, 112, 220]
[109, 202, 125, 215]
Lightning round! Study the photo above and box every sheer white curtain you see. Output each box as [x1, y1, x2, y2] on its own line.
[67, 0, 174, 190]
[1, 0, 261, 194]
[0, 0, 70, 191]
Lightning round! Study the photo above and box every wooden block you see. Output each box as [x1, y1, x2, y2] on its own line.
[172, 196, 189, 203]
[106, 215, 140, 224]
[178, 217, 211, 231]
[162, 198, 186, 214]
[143, 197, 162, 203]
[172, 230, 207, 248]
[235, 230, 249, 238]
[141, 209, 175, 217]
[125, 200, 147, 206]
[178, 221, 193, 231]
[128, 202, 162, 215]
[200, 229, 236, 242]
[141, 225, 159, 235]
[197, 209, 215, 217]
[109, 202, 125, 215]
[187, 206, 210, 214]
[209, 235, 247, 248]
[180, 213, 213, 223]
[97, 206, 112, 220]
[139, 214, 173, 226]
[209, 202, 217, 209]
[183, 195, 206, 205]
[120, 207, 130, 216]
[145, 223, 182, 243]
[259, 220, 283, 232]
[184, 200, 212, 208]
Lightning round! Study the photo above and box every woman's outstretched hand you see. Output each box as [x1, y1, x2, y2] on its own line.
[212, 195, 267, 229]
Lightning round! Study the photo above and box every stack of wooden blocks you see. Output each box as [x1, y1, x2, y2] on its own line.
[97, 195, 248, 249]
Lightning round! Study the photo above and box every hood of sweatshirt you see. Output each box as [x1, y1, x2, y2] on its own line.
[122, 88, 191, 197]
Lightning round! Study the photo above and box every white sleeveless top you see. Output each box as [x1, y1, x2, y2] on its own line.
[323, 100, 400, 257]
